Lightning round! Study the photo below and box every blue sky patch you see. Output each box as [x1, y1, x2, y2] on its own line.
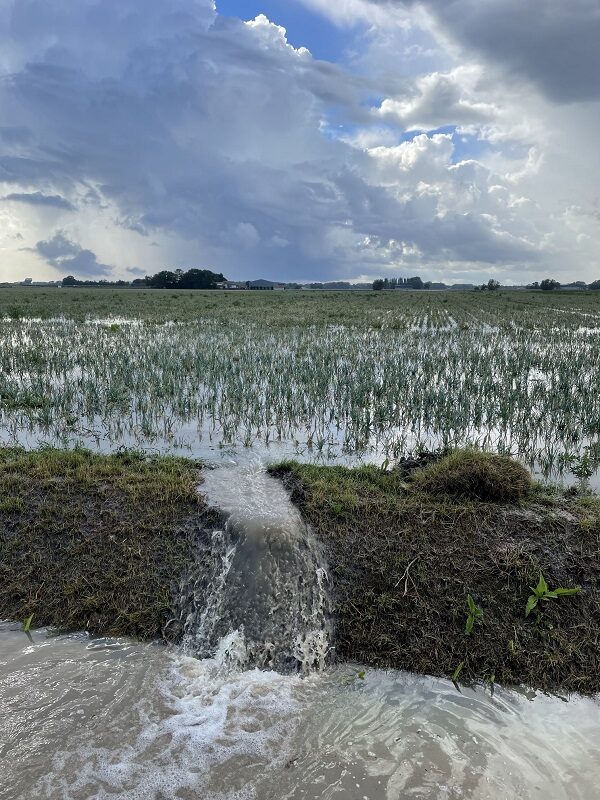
[215, 0, 353, 62]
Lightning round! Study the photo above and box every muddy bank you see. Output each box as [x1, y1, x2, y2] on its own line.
[1, 447, 599, 694]
[0, 447, 215, 640]
[270, 456, 600, 695]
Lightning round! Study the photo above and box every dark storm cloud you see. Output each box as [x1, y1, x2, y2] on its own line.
[0, 0, 588, 282]
[35, 232, 112, 276]
[371, 0, 600, 102]
[0, 126, 33, 145]
[4, 191, 74, 209]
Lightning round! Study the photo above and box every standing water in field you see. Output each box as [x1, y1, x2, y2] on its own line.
[179, 463, 331, 673]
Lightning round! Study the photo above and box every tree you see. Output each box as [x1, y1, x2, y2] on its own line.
[540, 278, 561, 291]
[407, 276, 424, 290]
[372, 279, 385, 291]
[146, 268, 226, 290]
[146, 270, 179, 289]
[179, 268, 226, 289]
[487, 279, 500, 291]
[62, 275, 78, 286]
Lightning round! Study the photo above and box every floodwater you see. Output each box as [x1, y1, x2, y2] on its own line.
[1, 464, 599, 799]
[1, 624, 599, 800]
[180, 465, 331, 673]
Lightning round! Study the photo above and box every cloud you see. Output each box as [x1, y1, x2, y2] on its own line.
[0, 1, 373, 280]
[346, 134, 544, 265]
[296, 0, 409, 27]
[0, 0, 597, 284]
[0, 126, 33, 145]
[229, 222, 260, 249]
[4, 191, 74, 209]
[35, 232, 112, 276]
[376, 66, 498, 130]
[357, 0, 600, 103]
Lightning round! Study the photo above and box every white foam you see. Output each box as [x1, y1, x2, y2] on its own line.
[39, 649, 303, 799]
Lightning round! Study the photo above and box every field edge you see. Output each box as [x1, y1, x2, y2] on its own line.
[269, 458, 600, 695]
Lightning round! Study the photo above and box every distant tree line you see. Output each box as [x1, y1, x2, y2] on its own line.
[527, 279, 562, 290]
[145, 268, 226, 289]
[62, 275, 131, 287]
[475, 279, 501, 291]
[59, 271, 600, 291]
[61, 268, 226, 290]
[373, 276, 424, 291]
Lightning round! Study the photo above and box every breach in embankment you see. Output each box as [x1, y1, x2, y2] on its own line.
[0, 446, 598, 694]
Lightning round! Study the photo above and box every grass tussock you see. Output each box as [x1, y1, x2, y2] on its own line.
[411, 449, 533, 502]
[0, 447, 205, 640]
[270, 457, 600, 695]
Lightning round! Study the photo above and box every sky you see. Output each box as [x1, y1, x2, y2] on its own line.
[0, 0, 599, 285]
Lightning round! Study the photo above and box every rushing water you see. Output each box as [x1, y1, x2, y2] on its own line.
[1, 463, 599, 799]
[180, 466, 331, 673]
[1, 624, 600, 800]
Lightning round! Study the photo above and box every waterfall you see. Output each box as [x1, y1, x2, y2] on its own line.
[178, 467, 332, 674]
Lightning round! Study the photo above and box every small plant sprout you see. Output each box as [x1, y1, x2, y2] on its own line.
[525, 573, 581, 617]
[465, 594, 483, 635]
[451, 661, 465, 685]
[567, 446, 600, 490]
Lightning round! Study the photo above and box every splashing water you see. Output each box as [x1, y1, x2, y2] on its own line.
[180, 465, 332, 674]
[2, 624, 599, 800]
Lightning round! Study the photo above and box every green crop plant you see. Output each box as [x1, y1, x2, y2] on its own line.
[0, 289, 598, 489]
[465, 594, 483, 634]
[525, 573, 581, 617]
[451, 661, 465, 684]
[566, 445, 600, 490]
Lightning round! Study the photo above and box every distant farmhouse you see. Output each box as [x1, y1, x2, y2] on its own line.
[215, 281, 247, 290]
[247, 279, 285, 291]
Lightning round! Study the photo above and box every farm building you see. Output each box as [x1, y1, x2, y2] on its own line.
[247, 279, 285, 290]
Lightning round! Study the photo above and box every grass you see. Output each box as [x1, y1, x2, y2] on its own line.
[411, 449, 533, 502]
[270, 455, 600, 694]
[0, 444, 598, 692]
[0, 447, 207, 639]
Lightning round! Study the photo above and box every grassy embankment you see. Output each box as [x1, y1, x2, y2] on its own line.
[1, 446, 598, 694]
[271, 450, 600, 694]
[0, 447, 208, 639]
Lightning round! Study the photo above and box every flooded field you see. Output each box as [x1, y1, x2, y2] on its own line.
[1, 289, 599, 484]
[2, 623, 599, 800]
[1, 289, 599, 799]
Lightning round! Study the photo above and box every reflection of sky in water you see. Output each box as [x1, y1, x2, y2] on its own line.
[1, 314, 599, 488]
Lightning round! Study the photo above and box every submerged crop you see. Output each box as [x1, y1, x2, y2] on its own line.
[0, 289, 599, 481]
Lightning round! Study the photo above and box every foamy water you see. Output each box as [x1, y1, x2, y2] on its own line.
[179, 465, 331, 673]
[1, 623, 599, 800]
